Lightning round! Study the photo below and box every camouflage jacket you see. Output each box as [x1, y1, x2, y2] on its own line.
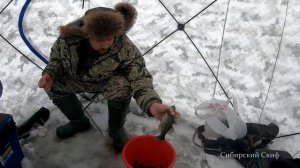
[43, 35, 162, 113]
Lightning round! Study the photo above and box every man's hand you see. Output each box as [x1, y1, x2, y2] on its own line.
[38, 73, 53, 92]
[149, 103, 180, 121]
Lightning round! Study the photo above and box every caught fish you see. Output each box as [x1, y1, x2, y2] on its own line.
[157, 106, 176, 141]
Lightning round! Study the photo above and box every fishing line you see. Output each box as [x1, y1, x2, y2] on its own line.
[259, 0, 290, 123]
[213, 0, 231, 98]
[262, 0, 300, 139]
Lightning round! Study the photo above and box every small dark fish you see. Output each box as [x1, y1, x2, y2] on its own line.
[157, 106, 176, 141]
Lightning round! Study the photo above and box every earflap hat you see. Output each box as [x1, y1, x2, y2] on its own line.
[59, 3, 137, 40]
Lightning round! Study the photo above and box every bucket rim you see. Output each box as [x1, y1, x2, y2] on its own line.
[122, 135, 176, 168]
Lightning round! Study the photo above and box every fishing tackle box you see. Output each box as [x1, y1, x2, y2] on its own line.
[0, 113, 23, 168]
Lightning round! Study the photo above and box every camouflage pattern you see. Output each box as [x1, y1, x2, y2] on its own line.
[43, 35, 162, 113]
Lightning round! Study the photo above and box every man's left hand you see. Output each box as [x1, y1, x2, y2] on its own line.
[149, 103, 180, 121]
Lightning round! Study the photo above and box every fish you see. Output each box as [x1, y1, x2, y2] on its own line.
[157, 106, 176, 141]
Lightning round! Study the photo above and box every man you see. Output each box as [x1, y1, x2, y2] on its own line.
[38, 2, 180, 152]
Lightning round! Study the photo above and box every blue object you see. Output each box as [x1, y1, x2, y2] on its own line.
[18, 0, 48, 64]
[0, 114, 24, 168]
[0, 80, 2, 98]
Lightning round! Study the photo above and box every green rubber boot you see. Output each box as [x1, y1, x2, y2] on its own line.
[53, 94, 91, 139]
[107, 99, 130, 152]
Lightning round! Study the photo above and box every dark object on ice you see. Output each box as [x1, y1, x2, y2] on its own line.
[17, 107, 50, 139]
[0, 113, 24, 168]
[254, 149, 299, 168]
[0, 80, 3, 98]
[270, 158, 300, 168]
[157, 106, 176, 141]
[195, 123, 279, 155]
[194, 123, 279, 168]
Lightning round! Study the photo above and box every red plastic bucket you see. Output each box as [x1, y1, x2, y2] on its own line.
[122, 135, 176, 168]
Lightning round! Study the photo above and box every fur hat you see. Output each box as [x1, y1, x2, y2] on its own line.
[59, 2, 137, 40]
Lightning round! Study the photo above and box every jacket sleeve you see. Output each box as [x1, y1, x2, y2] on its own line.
[122, 45, 162, 116]
[42, 38, 64, 80]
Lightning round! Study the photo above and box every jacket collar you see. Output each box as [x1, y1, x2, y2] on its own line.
[64, 35, 125, 76]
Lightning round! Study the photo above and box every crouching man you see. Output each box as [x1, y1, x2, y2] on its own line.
[38, 2, 180, 152]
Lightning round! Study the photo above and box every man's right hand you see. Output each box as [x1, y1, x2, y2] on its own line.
[38, 73, 53, 92]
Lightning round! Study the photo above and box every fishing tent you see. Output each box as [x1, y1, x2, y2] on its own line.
[0, 0, 299, 167]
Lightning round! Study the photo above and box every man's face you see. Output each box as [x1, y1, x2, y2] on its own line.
[89, 37, 114, 55]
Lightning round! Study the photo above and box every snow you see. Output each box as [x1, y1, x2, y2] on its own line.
[0, 0, 300, 167]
